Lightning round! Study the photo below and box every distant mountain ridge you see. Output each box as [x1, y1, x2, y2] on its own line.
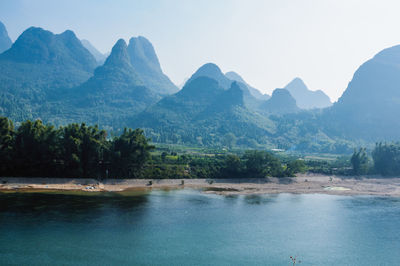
[132, 76, 275, 147]
[186, 63, 266, 111]
[327, 44, 400, 140]
[0, 27, 178, 125]
[81, 39, 108, 64]
[0, 21, 12, 53]
[284, 78, 332, 109]
[186, 63, 232, 89]
[0, 27, 97, 72]
[0, 26, 98, 121]
[225, 71, 270, 100]
[262, 88, 300, 114]
[127, 36, 178, 95]
[47, 39, 160, 126]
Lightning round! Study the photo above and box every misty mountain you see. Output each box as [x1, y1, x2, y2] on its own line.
[225, 71, 270, 100]
[186, 63, 265, 111]
[133, 77, 274, 147]
[262, 88, 300, 114]
[127, 36, 178, 95]
[0, 21, 12, 53]
[284, 78, 332, 109]
[186, 63, 233, 89]
[133, 77, 224, 128]
[81, 39, 108, 64]
[327, 45, 400, 140]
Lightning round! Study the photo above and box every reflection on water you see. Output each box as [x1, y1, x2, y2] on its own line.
[243, 194, 278, 205]
[0, 190, 400, 266]
[0, 191, 150, 224]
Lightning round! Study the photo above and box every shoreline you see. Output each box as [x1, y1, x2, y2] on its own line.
[1, 174, 400, 196]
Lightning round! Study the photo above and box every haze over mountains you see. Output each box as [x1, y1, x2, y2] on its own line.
[284, 78, 332, 109]
[0, 21, 399, 152]
[262, 89, 300, 114]
[80, 39, 108, 64]
[0, 21, 12, 53]
[225, 71, 270, 100]
[326, 44, 400, 140]
[127, 36, 178, 95]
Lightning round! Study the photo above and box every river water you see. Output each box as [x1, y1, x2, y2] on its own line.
[0, 189, 399, 265]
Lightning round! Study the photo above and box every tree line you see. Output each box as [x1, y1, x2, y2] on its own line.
[351, 142, 400, 176]
[145, 150, 306, 179]
[0, 117, 153, 178]
[0, 117, 306, 179]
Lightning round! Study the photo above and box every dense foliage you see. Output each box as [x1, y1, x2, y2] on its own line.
[344, 143, 400, 176]
[144, 149, 305, 179]
[0, 117, 153, 178]
[350, 148, 369, 175]
[372, 142, 400, 176]
[0, 117, 307, 179]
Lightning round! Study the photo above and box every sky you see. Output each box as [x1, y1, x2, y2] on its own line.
[1, 0, 400, 101]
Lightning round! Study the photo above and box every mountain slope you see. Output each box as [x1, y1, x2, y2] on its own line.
[262, 88, 300, 114]
[51, 39, 159, 127]
[132, 78, 275, 147]
[225, 71, 270, 100]
[194, 82, 275, 147]
[133, 76, 223, 128]
[284, 78, 331, 109]
[0, 21, 12, 53]
[81, 39, 107, 64]
[0, 27, 97, 71]
[327, 45, 400, 139]
[186, 63, 264, 111]
[0, 27, 98, 121]
[127, 36, 178, 95]
[186, 63, 232, 89]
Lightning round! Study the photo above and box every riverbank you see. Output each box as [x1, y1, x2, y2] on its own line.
[1, 174, 400, 196]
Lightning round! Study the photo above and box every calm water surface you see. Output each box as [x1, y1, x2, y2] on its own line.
[1, 189, 400, 265]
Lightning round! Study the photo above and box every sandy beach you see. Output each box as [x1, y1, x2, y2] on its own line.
[1, 174, 400, 196]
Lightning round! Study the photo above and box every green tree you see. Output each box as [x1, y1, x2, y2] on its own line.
[14, 120, 59, 176]
[286, 160, 306, 176]
[372, 142, 400, 176]
[223, 133, 237, 149]
[0, 117, 14, 174]
[58, 123, 107, 178]
[223, 154, 242, 178]
[243, 150, 284, 178]
[350, 148, 369, 175]
[108, 128, 154, 178]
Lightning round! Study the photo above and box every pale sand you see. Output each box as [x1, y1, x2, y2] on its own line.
[1, 174, 400, 196]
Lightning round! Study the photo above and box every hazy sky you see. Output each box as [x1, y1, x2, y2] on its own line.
[1, 0, 400, 101]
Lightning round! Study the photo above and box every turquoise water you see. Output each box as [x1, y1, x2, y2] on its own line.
[1, 190, 400, 265]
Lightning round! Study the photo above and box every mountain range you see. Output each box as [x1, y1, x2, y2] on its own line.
[0, 21, 399, 152]
[0, 26, 98, 121]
